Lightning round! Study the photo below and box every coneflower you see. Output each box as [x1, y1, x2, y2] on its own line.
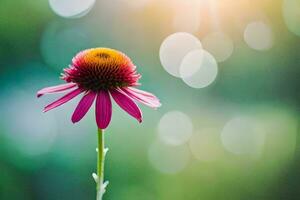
[37, 48, 161, 200]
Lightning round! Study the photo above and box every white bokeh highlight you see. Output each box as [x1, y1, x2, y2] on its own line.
[148, 140, 190, 174]
[180, 49, 218, 88]
[283, 0, 300, 37]
[159, 32, 202, 77]
[202, 32, 234, 62]
[49, 0, 96, 18]
[221, 117, 265, 156]
[158, 111, 193, 146]
[244, 21, 273, 51]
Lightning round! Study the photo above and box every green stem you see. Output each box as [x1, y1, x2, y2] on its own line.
[96, 128, 105, 200]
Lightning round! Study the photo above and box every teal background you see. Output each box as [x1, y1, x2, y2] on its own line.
[0, 0, 299, 199]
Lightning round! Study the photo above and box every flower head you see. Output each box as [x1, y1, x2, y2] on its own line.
[37, 48, 161, 129]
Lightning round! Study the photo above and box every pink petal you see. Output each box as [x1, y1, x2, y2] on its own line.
[110, 88, 142, 123]
[71, 91, 96, 123]
[37, 83, 77, 98]
[127, 87, 159, 100]
[96, 90, 112, 129]
[121, 87, 161, 108]
[43, 88, 82, 112]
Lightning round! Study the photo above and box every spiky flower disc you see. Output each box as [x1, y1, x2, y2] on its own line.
[38, 47, 161, 129]
[62, 48, 141, 91]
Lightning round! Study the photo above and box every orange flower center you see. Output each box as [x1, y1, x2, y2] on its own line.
[63, 48, 140, 91]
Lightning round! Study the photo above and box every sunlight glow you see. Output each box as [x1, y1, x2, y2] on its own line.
[120, 0, 152, 9]
[172, 1, 201, 33]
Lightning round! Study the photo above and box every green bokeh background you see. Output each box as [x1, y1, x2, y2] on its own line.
[0, 0, 299, 199]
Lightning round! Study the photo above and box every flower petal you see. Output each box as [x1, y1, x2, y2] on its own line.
[121, 87, 161, 108]
[96, 90, 112, 129]
[71, 91, 96, 123]
[37, 83, 77, 98]
[43, 88, 82, 112]
[127, 87, 159, 100]
[110, 88, 142, 123]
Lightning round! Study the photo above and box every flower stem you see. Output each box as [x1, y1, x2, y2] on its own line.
[96, 128, 107, 200]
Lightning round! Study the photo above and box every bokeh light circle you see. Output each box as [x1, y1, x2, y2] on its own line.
[244, 21, 273, 51]
[49, 0, 96, 18]
[189, 129, 223, 162]
[1, 90, 57, 156]
[158, 111, 193, 146]
[148, 140, 190, 174]
[283, 0, 300, 37]
[180, 49, 218, 88]
[159, 32, 202, 77]
[202, 32, 234, 62]
[221, 117, 265, 156]
[41, 21, 92, 70]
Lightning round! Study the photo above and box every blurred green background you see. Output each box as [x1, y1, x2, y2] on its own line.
[0, 0, 300, 199]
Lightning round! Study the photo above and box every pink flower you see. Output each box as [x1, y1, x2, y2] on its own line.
[37, 48, 161, 129]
